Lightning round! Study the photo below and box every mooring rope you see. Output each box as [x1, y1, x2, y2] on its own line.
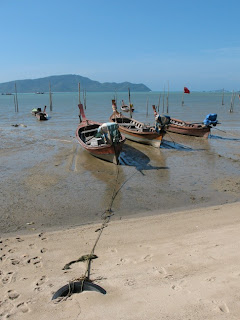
[84, 165, 120, 280]
[62, 164, 121, 289]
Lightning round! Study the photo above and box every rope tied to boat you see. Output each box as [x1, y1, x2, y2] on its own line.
[61, 165, 120, 295]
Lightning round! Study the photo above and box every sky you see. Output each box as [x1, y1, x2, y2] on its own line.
[0, 0, 240, 91]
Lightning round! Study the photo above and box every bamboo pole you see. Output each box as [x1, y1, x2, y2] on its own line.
[49, 82, 53, 111]
[162, 86, 165, 113]
[128, 88, 132, 118]
[115, 89, 117, 107]
[230, 90, 234, 113]
[14, 82, 19, 112]
[222, 88, 224, 105]
[14, 94, 16, 112]
[157, 94, 161, 113]
[78, 83, 81, 104]
[84, 89, 87, 110]
[166, 81, 169, 114]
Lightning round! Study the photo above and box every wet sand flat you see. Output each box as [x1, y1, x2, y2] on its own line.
[1, 132, 240, 235]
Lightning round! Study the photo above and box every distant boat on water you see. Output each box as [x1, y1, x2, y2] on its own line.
[120, 88, 135, 113]
[32, 106, 48, 121]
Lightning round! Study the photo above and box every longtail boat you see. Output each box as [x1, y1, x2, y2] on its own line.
[165, 114, 218, 138]
[110, 100, 166, 148]
[120, 89, 135, 113]
[31, 107, 42, 115]
[76, 103, 125, 164]
[121, 104, 134, 112]
[35, 106, 48, 121]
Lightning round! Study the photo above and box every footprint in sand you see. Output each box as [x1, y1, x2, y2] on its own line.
[206, 276, 216, 282]
[11, 258, 20, 265]
[143, 254, 153, 262]
[212, 300, 230, 313]
[0, 254, 7, 262]
[8, 248, 17, 253]
[124, 278, 136, 287]
[8, 290, 20, 300]
[38, 233, 47, 241]
[0, 299, 14, 318]
[34, 275, 47, 292]
[2, 272, 16, 285]
[171, 284, 182, 291]
[151, 266, 168, 276]
[118, 257, 131, 265]
[27, 256, 42, 268]
[36, 275, 47, 287]
[17, 302, 30, 313]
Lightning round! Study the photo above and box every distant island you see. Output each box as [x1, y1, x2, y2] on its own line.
[0, 74, 151, 93]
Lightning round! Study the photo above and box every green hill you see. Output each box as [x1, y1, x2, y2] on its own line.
[0, 74, 151, 93]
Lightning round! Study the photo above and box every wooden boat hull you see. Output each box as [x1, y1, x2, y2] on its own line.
[117, 128, 163, 147]
[36, 113, 48, 121]
[85, 144, 122, 164]
[121, 106, 135, 112]
[110, 113, 164, 148]
[76, 118, 125, 165]
[166, 118, 211, 138]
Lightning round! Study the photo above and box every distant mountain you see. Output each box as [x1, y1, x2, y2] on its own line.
[0, 74, 151, 93]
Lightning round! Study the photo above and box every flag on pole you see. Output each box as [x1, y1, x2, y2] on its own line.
[184, 87, 190, 94]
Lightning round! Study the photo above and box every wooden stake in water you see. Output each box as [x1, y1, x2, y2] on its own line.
[230, 90, 234, 113]
[14, 82, 19, 112]
[157, 94, 161, 113]
[78, 83, 81, 104]
[14, 94, 16, 112]
[49, 82, 53, 111]
[115, 88, 117, 107]
[128, 88, 132, 118]
[166, 81, 169, 114]
[162, 85, 165, 113]
[222, 88, 224, 105]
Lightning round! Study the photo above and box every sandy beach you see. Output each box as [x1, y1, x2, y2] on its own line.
[1, 201, 240, 319]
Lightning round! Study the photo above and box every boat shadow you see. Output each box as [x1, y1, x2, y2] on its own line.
[160, 140, 194, 151]
[119, 144, 169, 172]
[210, 134, 240, 142]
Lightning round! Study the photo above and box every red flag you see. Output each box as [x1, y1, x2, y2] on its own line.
[184, 87, 190, 94]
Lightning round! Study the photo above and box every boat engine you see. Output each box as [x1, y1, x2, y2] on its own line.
[203, 114, 218, 126]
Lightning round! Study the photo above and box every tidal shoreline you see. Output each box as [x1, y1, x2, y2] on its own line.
[1, 133, 240, 237]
